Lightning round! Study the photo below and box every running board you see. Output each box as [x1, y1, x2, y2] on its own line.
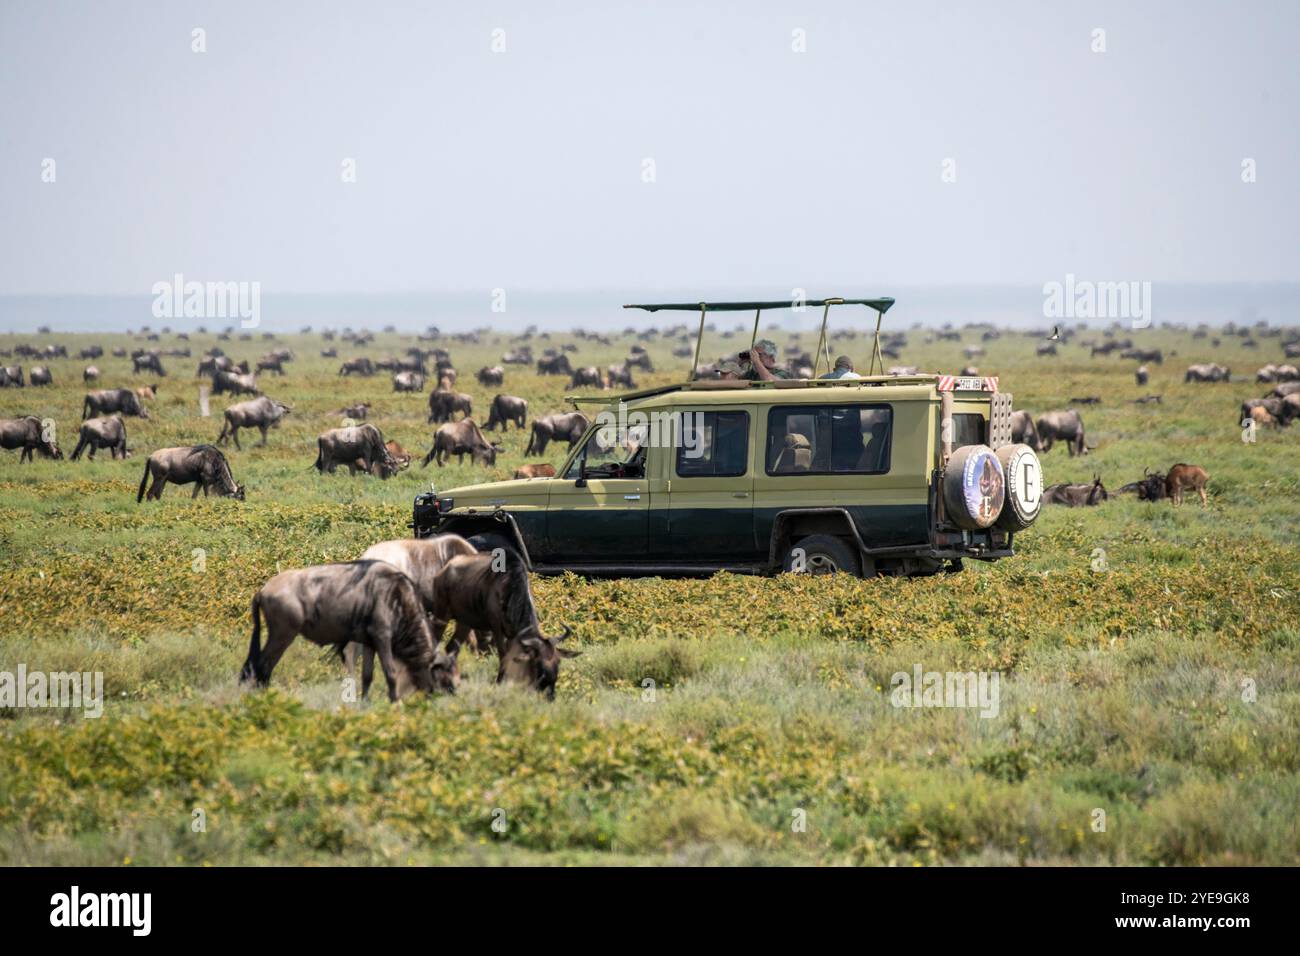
[531, 563, 769, 578]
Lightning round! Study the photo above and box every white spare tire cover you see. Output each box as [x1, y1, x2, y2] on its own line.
[995, 443, 1043, 531]
[942, 444, 1005, 529]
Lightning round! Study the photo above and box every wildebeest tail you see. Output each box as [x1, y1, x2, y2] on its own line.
[240, 592, 263, 683]
[136, 460, 151, 503]
[525, 425, 537, 455]
[313, 438, 324, 471]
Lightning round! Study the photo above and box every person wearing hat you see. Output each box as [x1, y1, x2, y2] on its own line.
[740, 339, 791, 381]
[820, 355, 861, 380]
[714, 358, 745, 380]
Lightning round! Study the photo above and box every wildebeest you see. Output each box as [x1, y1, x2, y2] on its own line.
[83, 387, 149, 420]
[1, 366, 24, 387]
[537, 353, 573, 376]
[135, 384, 158, 402]
[513, 463, 556, 480]
[338, 357, 376, 377]
[1134, 394, 1162, 404]
[1166, 463, 1208, 506]
[606, 364, 636, 389]
[70, 415, 128, 461]
[358, 440, 412, 478]
[484, 394, 528, 431]
[1240, 396, 1293, 427]
[430, 550, 578, 697]
[29, 366, 52, 386]
[0, 416, 61, 461]
[133, 353, 166, 376]
[1035, 409, 1087, 455]
[217, 396, 292, 449]
[1135, 365, 1150, 386]
[1270, 381, 1300, 400]
[422, 419, 500, 467]
[255, 355, 286, 376]
[1035, 343, 1057, 357]
[1121, 347, 1163, 364]
[240, 561, 458, 700]
[137, 445, 245, 502]
[625, 352, 654, 373]
[212, 368, 259, 397]
[427, 388, 472, 424]
[1249, 405, 1277, 430]
[476, 366, 505, 387]
[79, 346, 103, 360]
[1068, 396, 1101, 405]
[1042, 475, 1108, 507]
[392, 370, 425, 393]
[314, 424, 399, 478]
[1115, 468, 1166, 500]
[570, 366, 606, 389]
[83, 365, 100, 383]
[337, 402, 371, 420]
[1010, 410, 1041, 451]
[1184, 363, 1230, 383]
[345, 534, 480, 695]
[525, 411, 590, 456]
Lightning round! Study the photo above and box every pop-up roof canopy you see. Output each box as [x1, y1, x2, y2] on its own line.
[624, 296, 896, 378]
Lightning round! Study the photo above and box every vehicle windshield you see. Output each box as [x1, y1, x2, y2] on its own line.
[564, 423, 648, 479]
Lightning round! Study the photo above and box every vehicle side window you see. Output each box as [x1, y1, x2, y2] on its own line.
[676, 410, 749, 477]
[953, 413, 986, 448]
[766, 404, 892, 475]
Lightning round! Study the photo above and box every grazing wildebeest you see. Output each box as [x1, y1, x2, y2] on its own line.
[337, 402, 371, 421]
[80, 346, 103, 360]
[133, 352, 166, 376]
[29, 366, 52, 386]
[537, 353, 573, 376]
[1121, 348, 1163, 364]
[212, 368, 259, 396]
[525, 411, 589, 456]
[196, 354, 240, 378]
[570, 366, 606, 389]
[70, 415, 128, 461]
[513, 463, 556, 480]
[476, 366, 505, 387]
[422, 419, 500, 467]
[1135, 365, 1150, 386]
[137, 445, 245, 501]
[1240, 397, 1292, 427]
[626, 352, 654, 373]
[357, 440, 412, 477]
[83, 365, 100, 383]
[427, 388, 472, 424]
[484, 394, 528, 432]
[240, 561, 458, 701]
[0, 416, 61, 461]
[1042, 475, 1108, 507]
[345, 534, 480, 695]
[392, 370, 425, 392]
[1068, 396, 1101, 405]
[338, 357, 375, 376]
[430, 550, 578, 697]
[960, 365, 979, 377]
[1270, 381, 1300, 400]
[217, 396, 292, 449]
[1035, 409, 1088, 455]
[1, 365, 24, 387]
[606, 364, 636, 389]
[83, 388, 149, 420]
[1036, 343, 1058, 357]
[1166, 463, 1208, 506]
[315, 424, 399, 478]
[1184, 363, 1230, 383]
[502, 348, 532, 365]
[1010, 410, 1041, 451]
[255, 354, 286, 376]
[1134, 394, 1162, 404]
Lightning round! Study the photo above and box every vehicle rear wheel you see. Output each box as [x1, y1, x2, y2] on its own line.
[782, 535, 862, 577]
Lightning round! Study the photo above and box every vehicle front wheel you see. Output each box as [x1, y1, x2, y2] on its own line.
[781, 535, 862, 577]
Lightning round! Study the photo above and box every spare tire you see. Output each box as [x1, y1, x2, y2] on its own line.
[995, 443, 1044, 531]
[942, 444, 1006, 529]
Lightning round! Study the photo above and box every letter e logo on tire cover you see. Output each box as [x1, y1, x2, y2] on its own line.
[996, 444, 1042, 531]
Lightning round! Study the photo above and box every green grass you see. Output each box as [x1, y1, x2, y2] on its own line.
[1, 323, 1298, 865]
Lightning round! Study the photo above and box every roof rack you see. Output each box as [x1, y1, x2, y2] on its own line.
[624, 296, 896, 379]
[564, 373, 942, 406]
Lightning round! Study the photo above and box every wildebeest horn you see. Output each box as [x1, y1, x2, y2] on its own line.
[552, 624, 573, 643]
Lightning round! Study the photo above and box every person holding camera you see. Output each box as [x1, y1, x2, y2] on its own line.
[739, 339, 791, 381]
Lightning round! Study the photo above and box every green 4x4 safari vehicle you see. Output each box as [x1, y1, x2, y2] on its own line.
[413, 297, 1044, 578]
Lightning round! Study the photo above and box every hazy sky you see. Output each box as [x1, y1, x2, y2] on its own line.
[2, 0, 1297, 296]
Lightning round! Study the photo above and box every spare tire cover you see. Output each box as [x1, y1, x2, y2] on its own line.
[995, 443, 1043, 531]
[942, 444, 1005, 529]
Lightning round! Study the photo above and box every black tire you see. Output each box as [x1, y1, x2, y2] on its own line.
[781, 534, 862, 577]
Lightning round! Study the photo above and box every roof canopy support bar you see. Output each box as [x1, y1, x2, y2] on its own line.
[689, 304, 706, 382]
[868, 308, 885, 376]
[749, 308, 761, 352]
[811, 301, 833, 378]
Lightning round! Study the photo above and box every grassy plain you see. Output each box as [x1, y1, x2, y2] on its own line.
[1, 320, 1297, 865]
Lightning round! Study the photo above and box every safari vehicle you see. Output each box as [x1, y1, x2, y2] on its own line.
[413, 297, 1043, 577]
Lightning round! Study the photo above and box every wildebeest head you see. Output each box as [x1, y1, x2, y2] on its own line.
[1087, 475, 1108, 505]
[498, 625, 579, 699]
[428, 649, 460, 694]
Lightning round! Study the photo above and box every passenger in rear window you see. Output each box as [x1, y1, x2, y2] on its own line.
[766, 405, 892, 475]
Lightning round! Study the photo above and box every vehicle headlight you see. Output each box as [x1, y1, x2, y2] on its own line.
[438, 497, 455, 513]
